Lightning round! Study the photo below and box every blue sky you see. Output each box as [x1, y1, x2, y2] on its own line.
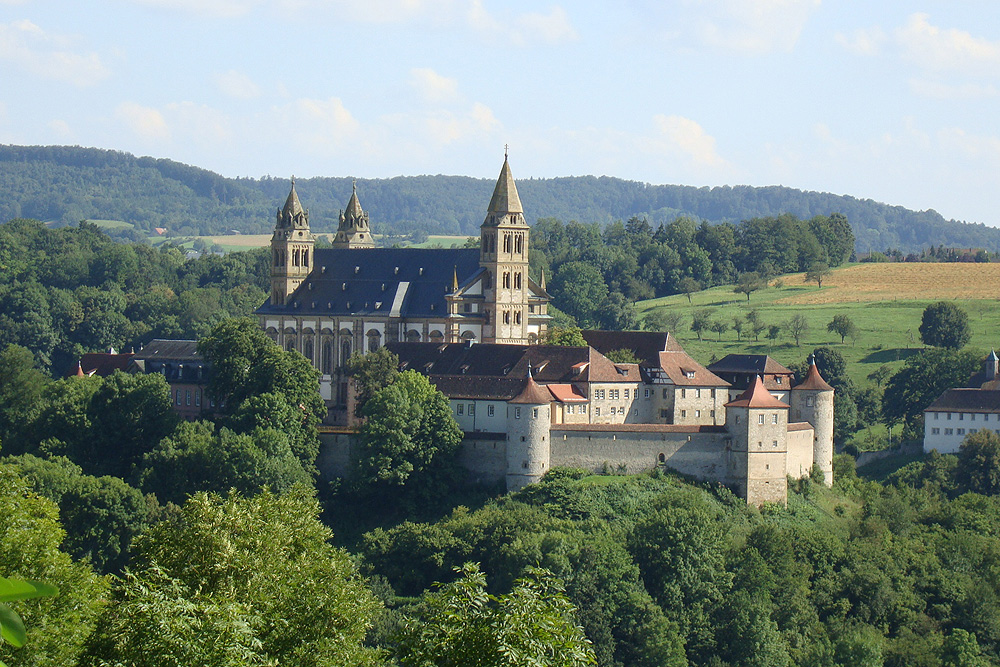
[1, 1, 999, 226]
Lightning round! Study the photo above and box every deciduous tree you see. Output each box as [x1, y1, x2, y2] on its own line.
[919, 301, 971, 349]
[827, 314, 857, 344]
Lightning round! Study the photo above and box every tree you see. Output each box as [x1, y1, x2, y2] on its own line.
[805, 261, 832, 288]
[882, 348, 981, 426]
[920, 301, 971, 349]
[710, 320, 729, 341]
[199, 317, 325, 471]
[0, 576, 58, 665]
[787, 314, 809, 346]
[956, 429, 1000, 496]
[545, 326, 588, 347]
[396, 563, 596, 667]
[643, 309, 682, 334]
[867, 364, 892, 388]
[732, 316, 745, 341]
[734, 272, 764, 301]
[827, 314, 857, 344]
[678, 277, 701, 304]
[345, 347, 400, 417]
[606, 349, 641, 364]
[357, 370, 463, 493]
[691, 310, 712, 341]
[81, 488, 383, 667]
[0, 462, 107, 667]
[767, 324, 781, 345]
[0, 344, 48, 451]
[549, 262, 609, 328]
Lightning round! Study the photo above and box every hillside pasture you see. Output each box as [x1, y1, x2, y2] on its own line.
[638, 263, 1000, 389]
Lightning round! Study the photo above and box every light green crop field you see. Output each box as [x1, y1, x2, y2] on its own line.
[638, 262, 1000, 389]
[87, 219, 134, 229]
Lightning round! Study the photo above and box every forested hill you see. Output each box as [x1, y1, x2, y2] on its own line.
[3, 144, 999, 252]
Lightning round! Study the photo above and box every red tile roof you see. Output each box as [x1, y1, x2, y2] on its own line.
[547, 383, 588, 403]
[510, 377, 553, 404]
[726, 376, 790, 409]
[657, 350, 730, 387]
[795, 362, 834, 391]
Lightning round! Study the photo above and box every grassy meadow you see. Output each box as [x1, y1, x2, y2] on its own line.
[638, 263, 1000, 389]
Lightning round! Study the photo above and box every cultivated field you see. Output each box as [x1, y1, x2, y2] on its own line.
[148, 233, 474, 252]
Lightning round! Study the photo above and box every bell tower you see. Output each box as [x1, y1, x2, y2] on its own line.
[270, 178, 315, 306]
[480, 151, 530, 344]
[332, 180, 375, 249]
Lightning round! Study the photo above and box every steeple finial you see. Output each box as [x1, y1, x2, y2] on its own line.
[504, 143, 508, 159]
[527, 360, 533, 379]
[452, 265, 459, 292]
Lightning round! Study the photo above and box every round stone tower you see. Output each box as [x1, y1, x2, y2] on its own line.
[506, 367, 552, 492]
[790, 355, 835, 486]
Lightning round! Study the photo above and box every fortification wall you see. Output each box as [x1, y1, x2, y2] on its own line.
[317, 431, 354, 479]
[458, 434, 508, 484]
[787, 425, 815, 479]
[551, 427, 730, 480]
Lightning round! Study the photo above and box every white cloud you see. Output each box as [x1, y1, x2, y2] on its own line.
[276, 97, 361, 153]
[214, 69, 261, 99]
[514, 6, 578, 45]
[653, 114, 728, 168]
[896, 13, 1000, 76]
[937, 127, 1000, 163]
[116, 102, 171, 142]
[909, 79, 998, 100]
[126, 0, 267, 18]
[410, 68, 460, 103]
[382, 102, 500, 147]
[834, 27, 885, 56]
[0, 20, 109, 87]
[685, 0, 821, 54]
[48, 119, 73, 139]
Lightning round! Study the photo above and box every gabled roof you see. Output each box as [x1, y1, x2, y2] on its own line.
[795, 361, 834, 391]
[925, 388, 1000, 414]
[726, 375, 789, 409]
[487, 156, 523, 214]
[256, 247, 482, 317]
[75, 352, 134, 377]
[133, 339, 201, 361]
[581, 329, 678, 365]
[657, 350, 730, 387]
[547, 384, 588, 403]
[707, 354, 793, 376]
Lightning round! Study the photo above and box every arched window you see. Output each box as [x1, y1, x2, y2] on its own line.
[286, 337, 296, 352]
[515, 234, 523, 254]
[503, 272, 511, 289]
[322, 340, 333, 374]
[304, 337, 314, 363]
[503, 311, 511, 324]
[514, 311, 521, 324]
[429, 330, 444, 343]
[367, 329, 381, 352]
[514, 272, 521, 289]
[341, 339, 352, 366]
[303, 250, 309, 267]
[503, 234, 512, 254]
[406, 330, 421, 342]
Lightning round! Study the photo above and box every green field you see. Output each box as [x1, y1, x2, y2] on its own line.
[87, 219, 134, 229]
[638, 263, 1000, 389]
[148, 233, 474, 253]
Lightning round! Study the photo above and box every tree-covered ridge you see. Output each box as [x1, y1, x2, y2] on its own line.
[3, 144, 1000, 252]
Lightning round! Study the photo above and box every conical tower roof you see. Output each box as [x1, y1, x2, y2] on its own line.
[487, 156, 523, 214]
[795, 357, 834, 391]
[344, 180, 363, 218]
[282, 179, 304, 218]
[726, 375, 789, 409]
[510, 374, 552, 404]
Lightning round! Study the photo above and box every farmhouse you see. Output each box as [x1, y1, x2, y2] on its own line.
[924, 350, 1000, 454]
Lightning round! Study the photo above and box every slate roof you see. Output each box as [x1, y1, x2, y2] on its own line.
[581, 329, 677, 365]
[388, 342, 604, 384]
[134, 339, 201, 361]
[130, 339, 207, 383]
[925, 389, 1000, 414]
[708, 354, 793, 391]
[256, 247, 482, 318]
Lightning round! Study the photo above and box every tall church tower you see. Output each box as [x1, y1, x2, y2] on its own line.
[480, 153, 530, 344]
[270, 179, 315, 306]
[332, 181, 375, 249]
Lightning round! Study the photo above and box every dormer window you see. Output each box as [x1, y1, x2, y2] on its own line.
[685, 371, 696, 379]
[775, 377, 782, 384]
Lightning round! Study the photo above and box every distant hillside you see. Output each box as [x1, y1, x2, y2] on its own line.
[2, 144, 999, 253]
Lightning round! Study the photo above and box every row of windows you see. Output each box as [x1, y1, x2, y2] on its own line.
[680, 388, 717, 399]
[932, 412, 998, 421]
[175, 388, 202, 407]
[273, 248, 310, 268]
[501, 272, 523, 290]
[679, 409, 716, 419]
[932, 427, 1000, 436]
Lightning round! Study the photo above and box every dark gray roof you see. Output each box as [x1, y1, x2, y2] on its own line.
[707, 354, 792, 376]
[925, 389, 1000, 414]
[581, 329, 673, 366]
[134, 339, 201, 361]
[256, 247, 482, 318]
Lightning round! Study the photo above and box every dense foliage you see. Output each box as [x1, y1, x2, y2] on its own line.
[530, 214, 854, 328]
[0, 218, 268, 375]
[4, 145, 999, 252]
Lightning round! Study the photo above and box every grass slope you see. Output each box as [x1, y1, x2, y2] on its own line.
[638, 263, 1000, 388]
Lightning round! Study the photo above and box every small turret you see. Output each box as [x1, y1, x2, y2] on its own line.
[332, 180, 375, 249]
[988, 349, 999, 380]
[505, 364, 552, 491]
[791, 355, 835, 486]
[725, 375, 790, 505]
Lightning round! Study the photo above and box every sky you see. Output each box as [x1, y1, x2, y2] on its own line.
[1, 1, 999, 226]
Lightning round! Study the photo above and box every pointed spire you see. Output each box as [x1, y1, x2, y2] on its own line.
[539, 267, 546, 290]
[345, 179, 363, 218]
[75, 360, 85, 377]
[796, 357, 834, 391]
[282, 177, 304, 218]
[487, 153, 523, 214]
[452, 265, 459, 292]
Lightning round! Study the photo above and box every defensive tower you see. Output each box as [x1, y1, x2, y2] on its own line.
[506, 366, 551, 491]
[725, 375, 790, 505]
[790, 355, 835, 486]
[270, 179, 315, 306]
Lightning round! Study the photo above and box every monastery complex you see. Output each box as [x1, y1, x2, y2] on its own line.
[255, 157, 836, 506]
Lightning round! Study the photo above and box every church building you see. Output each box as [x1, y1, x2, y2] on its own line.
[256, 156, 551, 424]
